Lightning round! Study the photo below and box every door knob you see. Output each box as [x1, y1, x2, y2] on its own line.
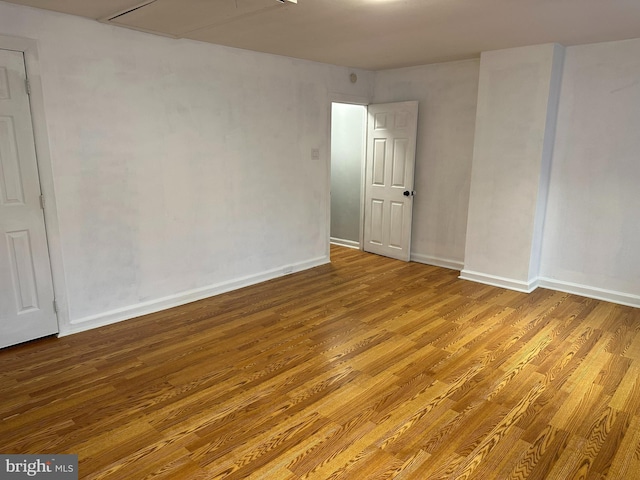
[403, 190, 416, 197]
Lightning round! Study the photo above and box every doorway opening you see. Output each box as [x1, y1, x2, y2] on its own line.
[329, 102, 367, 251]
[330, 101, 419, 262]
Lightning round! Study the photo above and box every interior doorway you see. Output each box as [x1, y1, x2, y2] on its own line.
[330, 101, 419, 262]
[329, 102, 367, 250]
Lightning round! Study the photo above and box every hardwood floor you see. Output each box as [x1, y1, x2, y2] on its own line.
[1, 245, 640, 479]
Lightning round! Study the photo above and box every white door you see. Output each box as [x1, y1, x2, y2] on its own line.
[0, 49, 57, 349]
[363, 101, 418, 261]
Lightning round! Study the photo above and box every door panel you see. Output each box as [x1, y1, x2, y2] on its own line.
[391, 138, 408, 187]
[372, 138, 386, 185]
[370, 199, 384, 245]
[7, 230, 40, 312]
[0, 116, 26, 204]
[363, 101, 418, 261]
[0, 49, 57, 349]
[389, 202, 404, 248]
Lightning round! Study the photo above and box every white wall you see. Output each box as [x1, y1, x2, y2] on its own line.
[373, 60, 479, 270]
[330, 103, 365, 246]
[0, 1, 374, 334]
[365, 43, 639, 307]
[2, 1, 638, 335]
[540, 38, 640, 304]
[462, 44, 564, 291]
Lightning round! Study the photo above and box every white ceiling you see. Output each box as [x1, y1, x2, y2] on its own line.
[5, 0, 640, 70]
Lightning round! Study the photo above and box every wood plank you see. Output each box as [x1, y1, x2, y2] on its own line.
[0, 245, 638, 479]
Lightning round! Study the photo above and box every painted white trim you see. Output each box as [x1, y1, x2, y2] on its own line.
[330, 237, 360, 249]
[459, 269, 539, 293]
[411, 253, 464, 271]
[358, 105, 367, 249]
[329, 92, 371, 106]
[459, 269, 640, 308]
[0, 34, 70, 334]
[538, 278, 640, 308]
[60, 256, 329, 336]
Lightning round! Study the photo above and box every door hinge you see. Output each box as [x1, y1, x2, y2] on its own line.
[39, 194, 45, 209]
[53, 300, 58, 313]
[25, 79, 31, 96]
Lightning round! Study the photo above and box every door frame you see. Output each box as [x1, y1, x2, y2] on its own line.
[328, 93, 370, 258]
[0, 34, 69, 333]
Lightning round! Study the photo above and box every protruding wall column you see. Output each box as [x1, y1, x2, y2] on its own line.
[460, 44, 564, 292]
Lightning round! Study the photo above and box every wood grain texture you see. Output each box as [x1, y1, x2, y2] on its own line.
[1, 245, 640, 479]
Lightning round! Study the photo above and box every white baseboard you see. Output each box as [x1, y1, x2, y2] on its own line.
[458, 270, 640, 308]
[537, 277, 640, 308]
[459, 269, 539, 293]
[330, 237, 360, 249]
[59, 256, 329, 336]
[411, 253, 464, 271]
